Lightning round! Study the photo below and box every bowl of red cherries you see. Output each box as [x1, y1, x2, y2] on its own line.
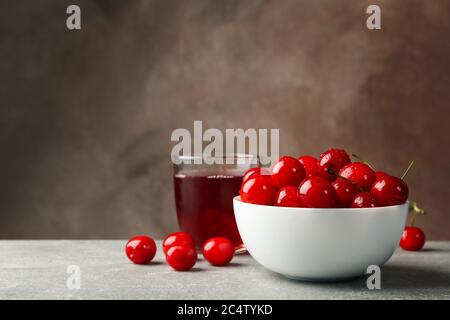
[234, 148, 426, 281]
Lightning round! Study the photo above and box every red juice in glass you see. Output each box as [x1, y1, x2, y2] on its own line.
[174, 172, 243, 250]
[173, 154, 257, 251]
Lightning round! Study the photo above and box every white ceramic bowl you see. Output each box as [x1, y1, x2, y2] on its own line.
[233, 196, 408, 281]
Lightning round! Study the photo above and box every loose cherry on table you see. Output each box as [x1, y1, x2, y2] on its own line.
[162, 232, 195, 254]
[339, 162, 375, 192]
[350, 192, 378, 208]
[331, 178, 359, 207]
[274, 185, 303, 207]
[298, 155, 319, 177]
[317, 148, 351, 181]
[240, 175, 276, 206]
[400, 227, 426, 251]
[400, 201, 426, 251]
[202, 237, 234, 266]
[165, 245, 198, 271]
[125, 235, 157, 265]
[299, 176, 338, 208]
[271, 156, 306, 188]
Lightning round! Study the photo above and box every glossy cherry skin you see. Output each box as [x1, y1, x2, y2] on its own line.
[400, 227, 425, 251]
[299, 176, 338, 208]
[331, 178, 359, 207]
[125, 236, 157, 264]
[339, 162, 375, 191]
[375, 171, 390, 180]
[166, 245, 197, 271]
[350, 192, 378, 208]
[317, 149, 351, 181]
[274, 186, 303, 207]
[371, 176, 409, 206]
[298, 155, 319, 177]
[202, 237, 234, 266]
[163, 232, 195, 254]
[240, 175, 276, 205]
[242, 167, 261, 184]
[271, 156, 306, 188]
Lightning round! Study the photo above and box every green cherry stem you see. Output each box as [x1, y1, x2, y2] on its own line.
[409, 201, 426, 226]
[351, 153, 374, 170]
[327, 168, 364, 192]
[401, 160, 415, 180]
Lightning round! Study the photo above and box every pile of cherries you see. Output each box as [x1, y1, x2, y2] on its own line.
[240, 148, 426, 250]
[125, 233, 234, 270]
[240, 149, 410, 208]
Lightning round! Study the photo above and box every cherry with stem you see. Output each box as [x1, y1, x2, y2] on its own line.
[327, 168, 364, 193]
[401, 203, 427, 251]
[353, 153, 415, 181]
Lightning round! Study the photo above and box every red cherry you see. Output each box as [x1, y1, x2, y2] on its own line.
[371, 175, 409, 206]
[298, 155, 319, 177]
[350, 192, 378, 208]
[125, 235, 157, 264]
[317, 149, 351, 181]
[299, 176, 338, 208]
[271, 156, 306, 188]
[400, 227, 425, 251]
[166, 246, 197, 271]
[375, 171, 390, 180]
[339, 162, 375, 191]
[242, 167, 261, 184]
[240, 175, 276, 205]
[332, 178, 359, 207]
[274, 186, 303, 207]
[202, 237, 234, 266]
[163, 232, 195, 254]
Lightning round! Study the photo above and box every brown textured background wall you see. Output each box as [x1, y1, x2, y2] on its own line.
[0, 0, 449, 239]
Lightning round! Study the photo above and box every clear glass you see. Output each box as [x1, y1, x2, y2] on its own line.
[173, 154, 258, 252]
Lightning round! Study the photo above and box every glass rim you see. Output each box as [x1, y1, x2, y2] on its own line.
[175, 153, 258, 161]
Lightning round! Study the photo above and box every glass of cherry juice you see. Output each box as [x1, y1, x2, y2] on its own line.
[173, 154, 257, 252]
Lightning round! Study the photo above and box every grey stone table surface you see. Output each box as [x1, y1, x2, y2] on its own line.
[0, 240, 449, 300]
